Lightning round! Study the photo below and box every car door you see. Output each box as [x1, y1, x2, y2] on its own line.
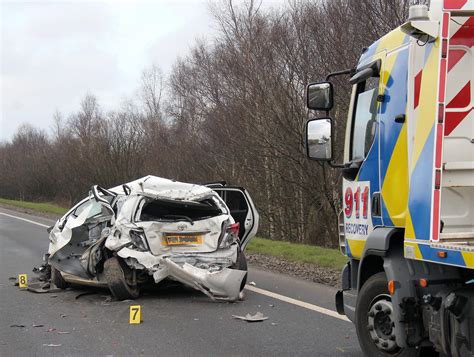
[210, 186, 259, 250]
[49, 186, 116, 279]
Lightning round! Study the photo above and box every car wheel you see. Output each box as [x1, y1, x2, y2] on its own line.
[102, 257, 139, 300]
[231, 250, 248, 293]
[235, 250, 248, 271]
[355, 272, 420, 357]
[51, 266, 67, 289]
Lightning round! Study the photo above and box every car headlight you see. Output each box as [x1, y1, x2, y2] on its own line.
[129, 229, 150, 251]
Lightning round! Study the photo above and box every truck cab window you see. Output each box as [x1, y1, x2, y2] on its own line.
[350, 77, 379, 161]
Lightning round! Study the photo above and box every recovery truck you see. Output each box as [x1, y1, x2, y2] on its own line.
[305, 1, 473, 355]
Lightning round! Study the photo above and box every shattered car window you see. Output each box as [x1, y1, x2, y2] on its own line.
[137, 197, 224, 222]
[73, 199, 102, 219]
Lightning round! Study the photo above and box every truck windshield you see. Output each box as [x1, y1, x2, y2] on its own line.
[351, 79, 379, 161]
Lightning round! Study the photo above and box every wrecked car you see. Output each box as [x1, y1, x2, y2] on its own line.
[46, 176, 259, 301]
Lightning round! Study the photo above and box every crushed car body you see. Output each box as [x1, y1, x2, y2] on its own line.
[46, 176, 259, 301]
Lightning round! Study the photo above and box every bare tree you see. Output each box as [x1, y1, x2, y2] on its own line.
[0, 0, 410, 247]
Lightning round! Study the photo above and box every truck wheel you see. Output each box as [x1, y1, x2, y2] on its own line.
[102, 257, 139, 300]
[355, 272, 419, 357]
[51, 266, 67, 289]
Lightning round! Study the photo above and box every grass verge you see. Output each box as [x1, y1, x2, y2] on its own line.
[0, 198, 67, 216]
[246, 237, 347, 270]
[0, 198, 346, 270]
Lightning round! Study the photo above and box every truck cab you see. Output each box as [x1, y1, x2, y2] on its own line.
[305, 1, 473, 355]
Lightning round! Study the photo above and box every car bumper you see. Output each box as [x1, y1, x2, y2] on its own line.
[117, 243, 244, 301]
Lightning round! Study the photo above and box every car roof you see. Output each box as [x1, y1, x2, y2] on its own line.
[110, 175, 216, 201]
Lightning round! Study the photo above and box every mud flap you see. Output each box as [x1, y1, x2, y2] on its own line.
[335, 290, 345, 315]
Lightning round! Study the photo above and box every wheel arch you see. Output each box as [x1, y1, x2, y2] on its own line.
[357, 227, 404, 291]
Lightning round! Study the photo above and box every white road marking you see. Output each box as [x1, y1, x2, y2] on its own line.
[245, 285, 350, 322]
[0, 212, 50, 228]
[1, 211, 350, 322]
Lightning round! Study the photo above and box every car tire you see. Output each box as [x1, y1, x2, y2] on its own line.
[231, 249, 248, 294]
[102, 257, 139, 300]
[51, 266, 67, 289]
[236, 250, 248, 271]
[355, 272, 420, 357]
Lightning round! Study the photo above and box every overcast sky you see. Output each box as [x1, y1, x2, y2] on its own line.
[1, 0, 284, 141]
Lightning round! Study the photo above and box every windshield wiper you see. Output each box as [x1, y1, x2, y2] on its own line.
[162, 215, 194, 225]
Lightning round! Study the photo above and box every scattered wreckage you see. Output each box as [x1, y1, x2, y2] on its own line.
[43, 176, 259, 301]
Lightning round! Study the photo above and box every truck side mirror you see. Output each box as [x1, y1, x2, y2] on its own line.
[306, 82, 333, 111]
[305, 118, 333, 161]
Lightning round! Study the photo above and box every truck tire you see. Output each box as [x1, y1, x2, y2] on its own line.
[51, 266, 67, 289]
[355, 272, 420, 357]
[102, 257, 139, 300]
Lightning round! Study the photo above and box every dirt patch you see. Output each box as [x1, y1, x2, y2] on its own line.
[247, 253, 340, 288]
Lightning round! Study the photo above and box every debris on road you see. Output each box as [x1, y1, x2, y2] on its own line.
[57, 331, 70, 335]
[27, 280, 61, 294]
[75, 291, 97, 300]
[60, 314, 67, 318]
[43, 344, 62, 347]
[32, 324, 44, 328]
[232, 311, 268, 322]
[32, 264, 50, 282]
[249, 281, 257, 286]
[9, 324, 25, 328]
[24, 269, 62, 293]
[101, 296, 112, 305]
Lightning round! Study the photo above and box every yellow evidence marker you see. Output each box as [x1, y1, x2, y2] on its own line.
[18, 274, 28, 288]
[129, 305, 141, 324]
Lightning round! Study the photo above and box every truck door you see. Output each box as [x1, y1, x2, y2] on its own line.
[210, 187, 259, 250]
[342, 57, 384, 259]
[378, 44, 410, 229]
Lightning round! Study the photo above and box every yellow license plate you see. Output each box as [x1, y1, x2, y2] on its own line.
[163, 235, 203, 246]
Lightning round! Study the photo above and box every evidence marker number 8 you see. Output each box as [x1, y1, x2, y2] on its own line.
[18, 274, 28, 288]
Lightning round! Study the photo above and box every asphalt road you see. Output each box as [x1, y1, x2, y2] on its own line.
[0, 207, 362, 356]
